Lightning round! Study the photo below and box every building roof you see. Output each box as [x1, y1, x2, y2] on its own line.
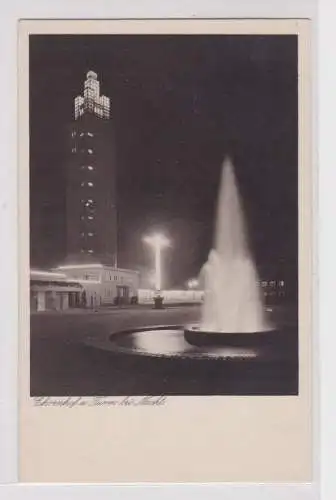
[56, 253, 139, 274]
[30, 269, 83, 289]
[30, 269, 68, 281]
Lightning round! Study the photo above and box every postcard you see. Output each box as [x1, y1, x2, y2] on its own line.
[18, 18, 313, 482]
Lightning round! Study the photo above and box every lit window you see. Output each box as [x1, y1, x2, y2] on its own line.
[71, 131, 76, 137]
[279, 280, 285, 287]
[270, 281, 276, 288]
[88, 132, 94, 137]
[82, 199, 94, 207]
[88, 182, 93, 187]
[80, 132, 84, 137]
[72, 148, 76, 153]
[88, 232, 94, 237]
[88, 149, 93, 154]
[88, 249, 94, 254]
[261, 281, 267, 288]
[80, 165, 94, 171]
[88, 215, 94, 220]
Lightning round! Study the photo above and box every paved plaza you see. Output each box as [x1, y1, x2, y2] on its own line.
[30, 304, 298, 396]
[31, 305, 199, 395]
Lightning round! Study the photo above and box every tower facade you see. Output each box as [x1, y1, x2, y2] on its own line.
[65, 71, 117, 266]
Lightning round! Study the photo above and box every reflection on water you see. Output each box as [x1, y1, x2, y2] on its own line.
[117, 329, 258, 359]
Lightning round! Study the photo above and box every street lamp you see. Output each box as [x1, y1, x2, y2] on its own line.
[143, 233, 170, 293]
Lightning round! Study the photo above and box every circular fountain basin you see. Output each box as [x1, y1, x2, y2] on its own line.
[107, 325, 259, 361]
[82, 323, 297, 395]
[184, 325, 278, 348]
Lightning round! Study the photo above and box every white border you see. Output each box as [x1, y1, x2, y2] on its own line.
[18, 18, 312, 486]
[319, 2, 336, 500]
[0, 0, 323, 499]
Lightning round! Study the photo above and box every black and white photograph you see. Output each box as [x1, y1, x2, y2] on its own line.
[29, 31, 299, 397]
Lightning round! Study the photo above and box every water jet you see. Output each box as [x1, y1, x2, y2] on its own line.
[184, 158, 273, 346]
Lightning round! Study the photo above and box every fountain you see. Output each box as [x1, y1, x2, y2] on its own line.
[184, 158, 273, 346]
[85, 157, 297, 394]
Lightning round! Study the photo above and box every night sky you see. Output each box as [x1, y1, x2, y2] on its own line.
[30, 35, 298, 288]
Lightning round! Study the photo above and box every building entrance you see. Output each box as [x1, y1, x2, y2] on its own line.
[116, 285, 130, 304]
[69, 291, 81, 308]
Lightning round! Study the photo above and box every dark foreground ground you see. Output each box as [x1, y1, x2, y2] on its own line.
[30, 304, 298, 396]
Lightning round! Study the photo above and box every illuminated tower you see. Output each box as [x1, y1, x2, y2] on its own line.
[65, 71, 117, 266]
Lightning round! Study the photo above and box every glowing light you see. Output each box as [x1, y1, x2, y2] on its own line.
[143, 234, 170, 248]
[72, 279, 101, 285]
[83, 199, 94, 207]
[143, 233, 170, 292]
[30, 270, 67, 279]
[57, 264, 103, 270]
[74, 71, 110, 120]
[187, 278, 199, 289]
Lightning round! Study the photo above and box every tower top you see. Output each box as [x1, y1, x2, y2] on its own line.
[74, 70, 110, 120]
[86, 70, 98, 80]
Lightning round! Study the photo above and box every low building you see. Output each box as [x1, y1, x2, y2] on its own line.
[30, 270, 83, 312]
[31, 264, 140, 312]
[258, 279, 286, 304]
[54, 263, 140, 307]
